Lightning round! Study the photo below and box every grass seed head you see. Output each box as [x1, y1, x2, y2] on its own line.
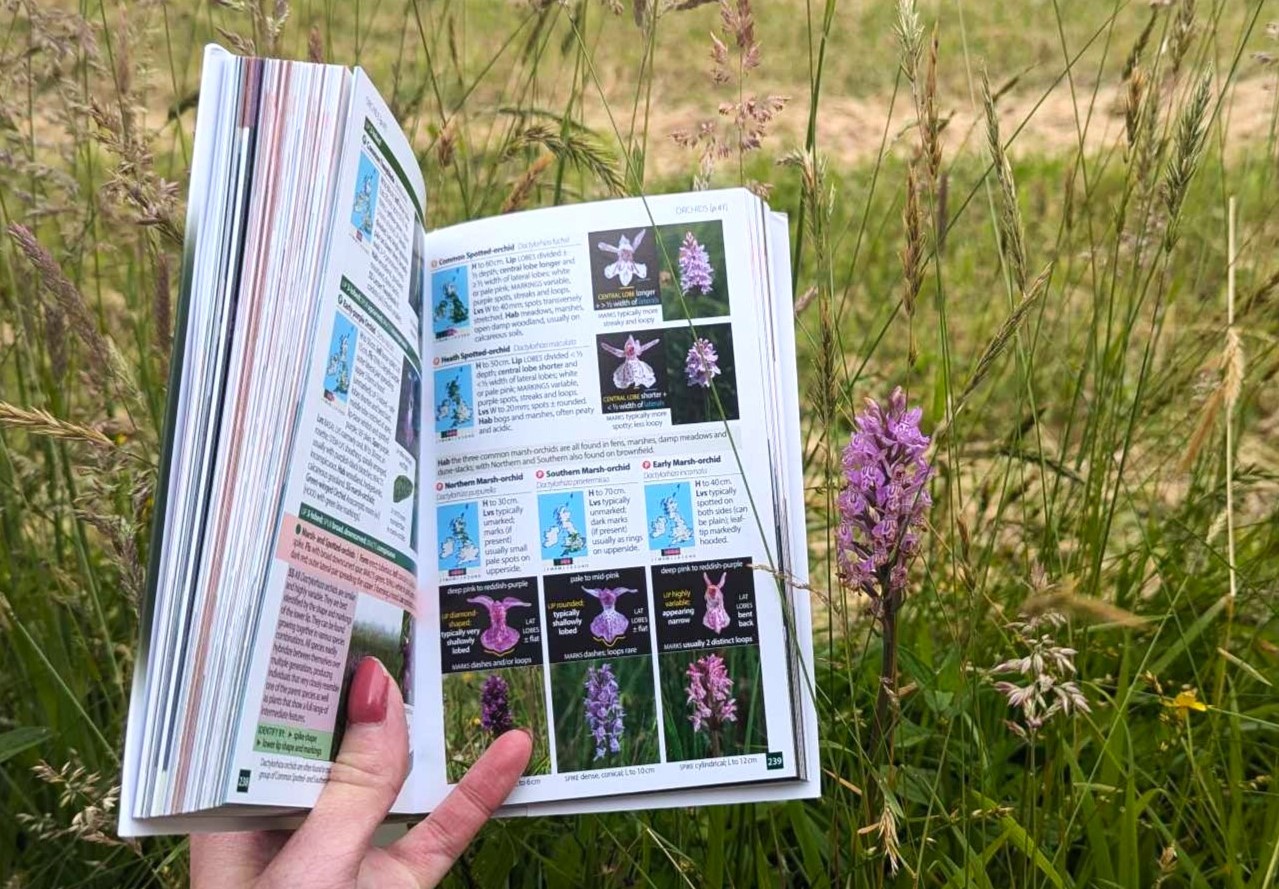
[981, 68, 1028, 291]
[1160, 68, 1213, 251]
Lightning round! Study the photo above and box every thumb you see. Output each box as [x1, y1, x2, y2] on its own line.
[263, 657, 409, 887]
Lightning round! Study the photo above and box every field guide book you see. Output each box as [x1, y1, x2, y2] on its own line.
[119, 46, 817, 835]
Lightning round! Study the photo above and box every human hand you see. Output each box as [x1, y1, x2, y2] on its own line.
[191, 657, 532, 888]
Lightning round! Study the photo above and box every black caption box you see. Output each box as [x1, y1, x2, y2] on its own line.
[439, 576, 542, 673]
[542, 566, 652, 663]
[651, 557, 759, 653]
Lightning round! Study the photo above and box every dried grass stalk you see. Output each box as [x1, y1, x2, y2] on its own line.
[0, 402, 116, 450]
[1170, 0, 1198, 79]
[503, 124, 624, 195]
[922, 30, 941, 186]
[794, 285, 817, 315]
[901, 160, 924, 367]
[1021, 588, 1149, 628]
[1179, 321, 1243, 473]
[7, 224, 141, 405]
[436, 116, 458, 169]
[981, 69, 1027, 291]
[1121, 8, 1158, 82]
[307, 25, 324, 63]
[501, 153, 554, 213]
[936, 265, 1052, 441]
[1179, 385, 1222, 472]
[151, 250, 171, 363]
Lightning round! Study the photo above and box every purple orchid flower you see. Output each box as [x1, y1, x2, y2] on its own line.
[584, 663, 625, 760]
[684, 337, 721, 388]
[480, 673, 513, 737]
[678, 231, 714, 295]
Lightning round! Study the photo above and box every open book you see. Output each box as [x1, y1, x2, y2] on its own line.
[119, 46, 817, 836]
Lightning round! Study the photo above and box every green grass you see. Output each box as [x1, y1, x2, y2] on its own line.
[2, 0, 1279, 886]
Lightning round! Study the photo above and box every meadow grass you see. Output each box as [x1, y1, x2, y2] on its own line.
[2, 0, 1278, 886]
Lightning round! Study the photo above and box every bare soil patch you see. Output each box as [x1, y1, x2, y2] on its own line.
[587, 73, 1277, 181]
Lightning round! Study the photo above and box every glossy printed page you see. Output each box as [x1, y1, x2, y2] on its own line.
[414, 189, 808, 809]
[217, 67, 432, 816]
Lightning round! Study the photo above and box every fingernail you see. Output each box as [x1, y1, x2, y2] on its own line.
[348, 657, 389, 725]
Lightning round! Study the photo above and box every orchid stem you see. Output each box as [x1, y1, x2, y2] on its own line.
[871, 590, 900, 781]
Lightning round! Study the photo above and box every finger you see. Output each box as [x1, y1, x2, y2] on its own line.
[190, 830, 289, 888]
[388, 729, 532, 887]
[262, 657, 409, 887]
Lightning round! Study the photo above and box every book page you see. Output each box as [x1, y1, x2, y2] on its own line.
[121, 43, 246, 834]
[416, 190, 805, 809]
[220, 69, 430, 813]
